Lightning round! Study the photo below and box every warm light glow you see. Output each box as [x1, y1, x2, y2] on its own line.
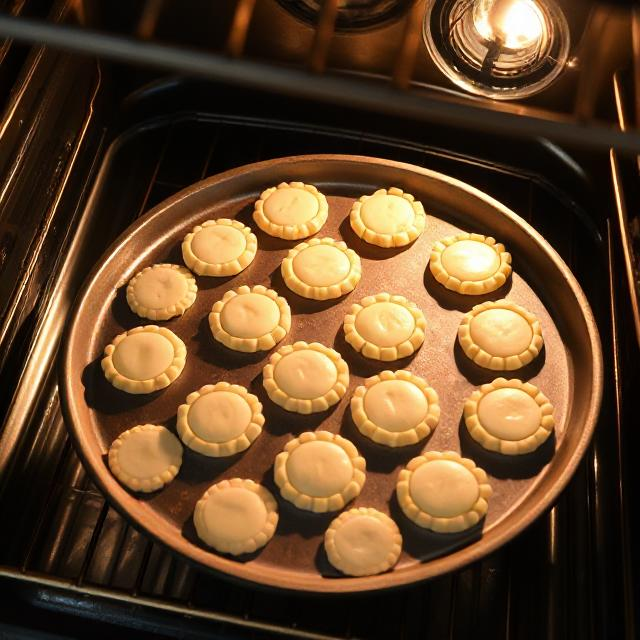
[474, 0, 545, 49]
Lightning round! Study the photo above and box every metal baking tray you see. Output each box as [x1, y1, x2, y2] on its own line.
[60, 155, 602, 593]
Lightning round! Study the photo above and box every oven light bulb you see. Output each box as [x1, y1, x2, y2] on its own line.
[474, 0, 545, 50]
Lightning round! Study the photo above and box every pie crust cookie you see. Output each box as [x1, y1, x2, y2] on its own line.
[108, 424, 183, 493]
[351, 370, 440, 447]
[349, 187, 426, 248]
[263, 342, 349, 414]
[177, 382, 264, 457]
[343, 293, 426, 361]
[325, 507, 402, 577]
[101, 325, 187, 394]
[209, 285, 291, 352]
[126, 264, 197, 321]
[429, 233, 512, 295]
[253, 182, 328, 240]
[396, 451, 492, 533]
[181, 218, 257, 276]
[458, 299, 543, 370]
[274, 430, 366, 513]
[464, 378, 555, 455]
[281, 237, 361, 300]
[193, 478, 278, 556]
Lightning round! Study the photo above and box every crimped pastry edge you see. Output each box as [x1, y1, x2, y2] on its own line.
[253, 181, 328, 240]
[396, 451, 492, 533]
[209, 284, 291, 353]
[349, 187, 426, 248]
[280, 237, 361, 300]
[101, 325, 186, 394]
[463, 377, 555, 455]
[429, 232, 512, 295]
[262, 341, 349, 414]
[274, 430, 366, 513]
[343, 292, 426, 361]
[177, 381, 265, 457]
[350, 370, 440, 447]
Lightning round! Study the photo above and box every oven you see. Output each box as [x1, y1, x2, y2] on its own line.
[0, 1, 637, 638]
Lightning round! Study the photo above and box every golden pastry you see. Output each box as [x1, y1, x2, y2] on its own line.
[349, 187, 425, 248]
[108, 424, 183, 493]
[126, 263, 197, 320]
[274, 430, 366, 513]
[194, 478, 278, 555]
[262, 341, 349, 414]
[253, 182, 328, 240]
[351, 370, 440, 447]
[429, 233, 512, 295]
[176, 382, 264, 457]
[101, 325, 186, 394]
[396, 451, 492, 533]
[281, 237, 361, 300]
[209, 284, 291, 352]
[343, 293, 426, 361]
[458, 299, 543, 370]
[182, 218, 257, 276]
[325, 508, 402, 577]
[464, 378, 555, 454]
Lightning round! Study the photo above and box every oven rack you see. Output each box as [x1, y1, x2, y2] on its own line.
[0, 81, 635, 637]
[0, 0, 637, 153]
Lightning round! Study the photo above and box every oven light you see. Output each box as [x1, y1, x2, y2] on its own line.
[473, 0, 545, 50]
[422, 0, 570, 99]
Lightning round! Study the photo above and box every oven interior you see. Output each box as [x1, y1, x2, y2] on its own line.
[0, 1, 637, 638]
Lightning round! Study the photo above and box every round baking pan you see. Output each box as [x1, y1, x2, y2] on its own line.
[60, 155, 602, 593]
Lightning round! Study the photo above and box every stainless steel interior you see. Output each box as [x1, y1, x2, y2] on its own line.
[0, 0, 637, 637]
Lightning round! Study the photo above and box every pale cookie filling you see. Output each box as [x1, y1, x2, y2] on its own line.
[193, 225, 246, 263]
[177, 382, 264, 457]
[344, 293, 426, 361]
[410, 460, 479, 518]
[364, 380, 428, 431]
[325, 508, 402, 577]
[429, 233, 512, 295]
[351, 370, 440, 447]
[102, 326, 186, 394]
[209, 285, 291, 353]
[253, 182, 328, 240]
[221, 293, 280, 338]
[478, 388, 541, 440]
[396, 451, 492, 533]
[350, 187, 426, 248]
[112, 332, 174, 380]
[458, 299, 543, 370]
[360, 194, 415, 234]
[263, 342, 349, 414]
[441, 241, 500, 281]
[263, 187, 319, 224]
[293, 244, 350, 286]
[126, 264, 196, 321]
[108, 424, 183, 493]
[274, 430, 366, 512]
[281, 237, 362, 300]
[355, 302, 415, 348]
[286, 441, 353, 497]
[189, 391, 252, 442]
[470, 309, 533, 358]
[464, 378, 555, 454]
[182, 218, 257, 276]
[193, 478, 278, 555]
[273, 350, 338, 400]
